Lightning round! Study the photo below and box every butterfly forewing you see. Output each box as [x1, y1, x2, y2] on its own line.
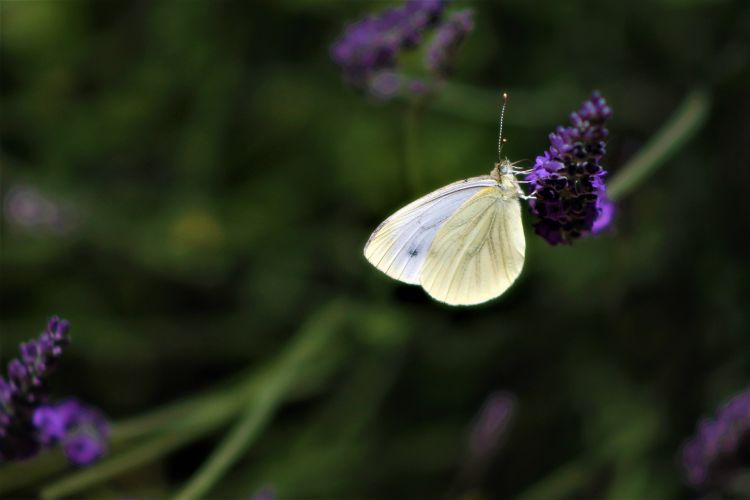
[363, 177, 497, 285]
[419, 187, 525, 305]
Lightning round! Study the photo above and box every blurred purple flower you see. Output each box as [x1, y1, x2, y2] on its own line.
[33, 399, 109, 466]
[682, 387, 750, 489]
[425, 9, 474, 76]
[526, 92, 614, 244]
[331, 1, 474, 99]
[0, 317, 109, 466]
[3, 185, 76, 234]
[468, 392, 515, 461]
[330, 0, 446, 89]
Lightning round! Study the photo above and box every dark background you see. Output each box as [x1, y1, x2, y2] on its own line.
[1, 0, 749, 498]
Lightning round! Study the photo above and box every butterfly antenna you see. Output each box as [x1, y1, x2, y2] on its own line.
[497, 92, 509, 161]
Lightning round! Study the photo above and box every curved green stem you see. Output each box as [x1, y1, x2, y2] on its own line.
[172, 383, 281, 500]
[171, 301, 349, 500]
[608, 89, 711, 201]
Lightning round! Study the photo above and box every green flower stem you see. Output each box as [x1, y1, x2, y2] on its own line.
[171, 301, 349, 500]
[111, 375, 251, 444]
[172, 380, 284, 500]
[607, 89, 711, 201]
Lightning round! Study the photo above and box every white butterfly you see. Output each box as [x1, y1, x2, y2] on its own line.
[364, 160, 525, 306]
[363, 93, 526, 306]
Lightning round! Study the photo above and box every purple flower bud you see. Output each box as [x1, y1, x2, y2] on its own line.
[33, 398, 110, 466]
[32, 406, 67, 444]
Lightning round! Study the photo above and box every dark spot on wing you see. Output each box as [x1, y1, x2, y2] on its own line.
[408, 248, 419, 257]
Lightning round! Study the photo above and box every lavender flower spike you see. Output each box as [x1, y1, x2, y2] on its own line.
[1, 316, 70, 461]
[526, 92, 614, 244]
[682, 387, 750, 489]
[1, 316, 109, 466]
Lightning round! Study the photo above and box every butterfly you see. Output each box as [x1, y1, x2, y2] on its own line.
[363, 94, 526, 306]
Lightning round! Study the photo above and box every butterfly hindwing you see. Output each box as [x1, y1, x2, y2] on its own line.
[419, 187, 525, 305]
[363, 177, 497, 285]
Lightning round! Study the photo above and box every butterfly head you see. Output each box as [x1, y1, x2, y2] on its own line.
[491, 160, 515, 180]
[490, 160, 523, 200]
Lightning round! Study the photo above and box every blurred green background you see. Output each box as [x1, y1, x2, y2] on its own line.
[1, 0, 749, 498]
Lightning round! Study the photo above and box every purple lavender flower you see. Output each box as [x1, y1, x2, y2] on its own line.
[33, 399, 110, 466]
[330, 1, 447, 90]
[682, 387, 750, 489]
[1, 316, 70, 461]
[425, 9, 474, 76]
[0, 316, 109, 466]
[526, 92, 614, 245]
[330, 0, 476, 99]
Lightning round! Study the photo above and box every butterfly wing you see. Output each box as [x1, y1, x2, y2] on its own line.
[419, 187, 525, 306]
[364, 176, 497, 285]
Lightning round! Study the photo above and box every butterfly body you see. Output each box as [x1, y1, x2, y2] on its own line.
[364, 160, 525, 306]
